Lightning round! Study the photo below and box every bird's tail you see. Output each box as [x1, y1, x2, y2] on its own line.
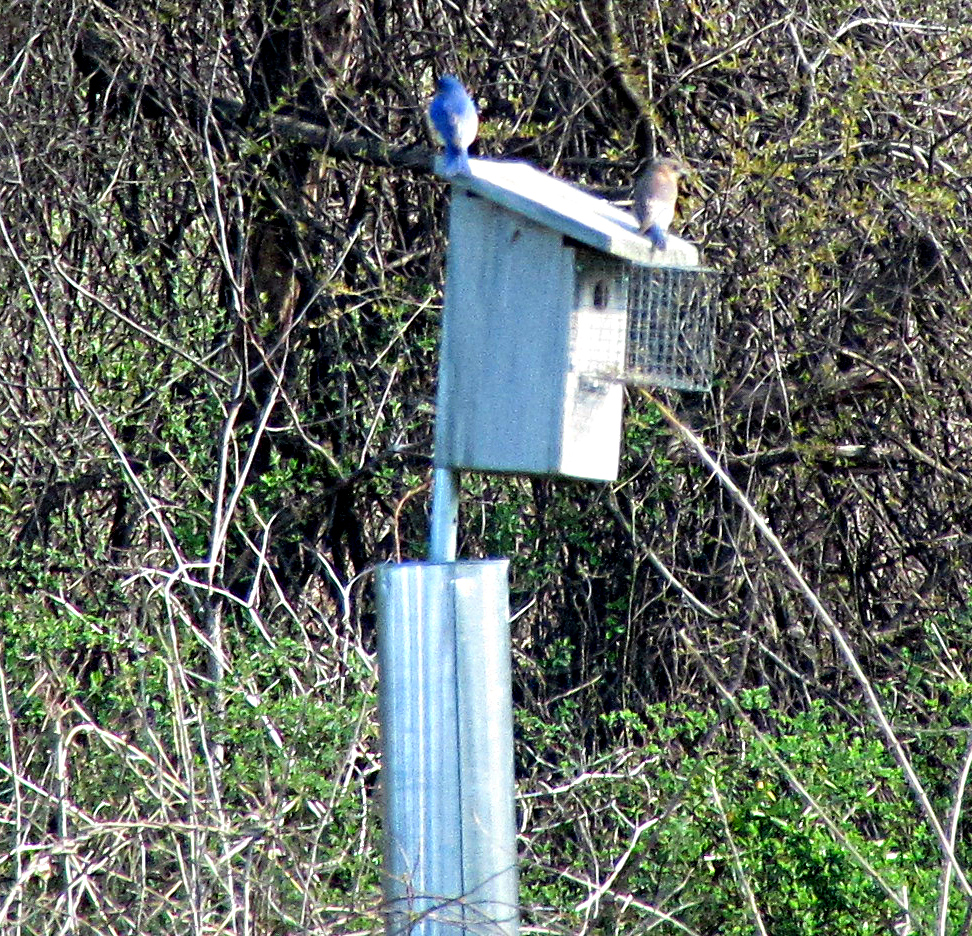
[646, 224, 668, 250]
[441, 146, 472, 177]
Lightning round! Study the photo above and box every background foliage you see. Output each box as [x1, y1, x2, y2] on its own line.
[2, 0, 972, 932]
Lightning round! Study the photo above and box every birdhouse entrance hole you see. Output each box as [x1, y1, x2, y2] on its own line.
[592, 279, 609, 308]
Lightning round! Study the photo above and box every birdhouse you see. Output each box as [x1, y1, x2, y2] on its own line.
[434, 159, 718, 483]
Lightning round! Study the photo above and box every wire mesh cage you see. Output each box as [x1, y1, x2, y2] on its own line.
[624, 264, 720, 391]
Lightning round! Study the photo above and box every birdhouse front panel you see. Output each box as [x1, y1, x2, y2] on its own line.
[559, 250, 627, 479]
[570, 251, 628, 377]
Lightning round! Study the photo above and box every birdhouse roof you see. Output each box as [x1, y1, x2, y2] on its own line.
[440, 158, 699, 267]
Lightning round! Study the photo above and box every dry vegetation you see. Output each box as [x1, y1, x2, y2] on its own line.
[2, 0, 972, 933]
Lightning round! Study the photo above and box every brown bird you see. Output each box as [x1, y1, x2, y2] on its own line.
[633, 158, 688, 250]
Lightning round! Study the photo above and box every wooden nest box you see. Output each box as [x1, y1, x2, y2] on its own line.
[434, 159, 718, 483]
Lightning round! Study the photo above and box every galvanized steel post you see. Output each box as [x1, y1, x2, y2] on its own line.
[453, 567, 519, 935]
[376, 560, 518, 936]
[428, 467, 459, 562]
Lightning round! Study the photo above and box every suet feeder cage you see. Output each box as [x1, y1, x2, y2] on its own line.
[434, 159, 719, 483]
[623, 263, 721, 391]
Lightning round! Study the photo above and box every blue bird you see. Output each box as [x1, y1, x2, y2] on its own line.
[428, 75, 479, 177]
